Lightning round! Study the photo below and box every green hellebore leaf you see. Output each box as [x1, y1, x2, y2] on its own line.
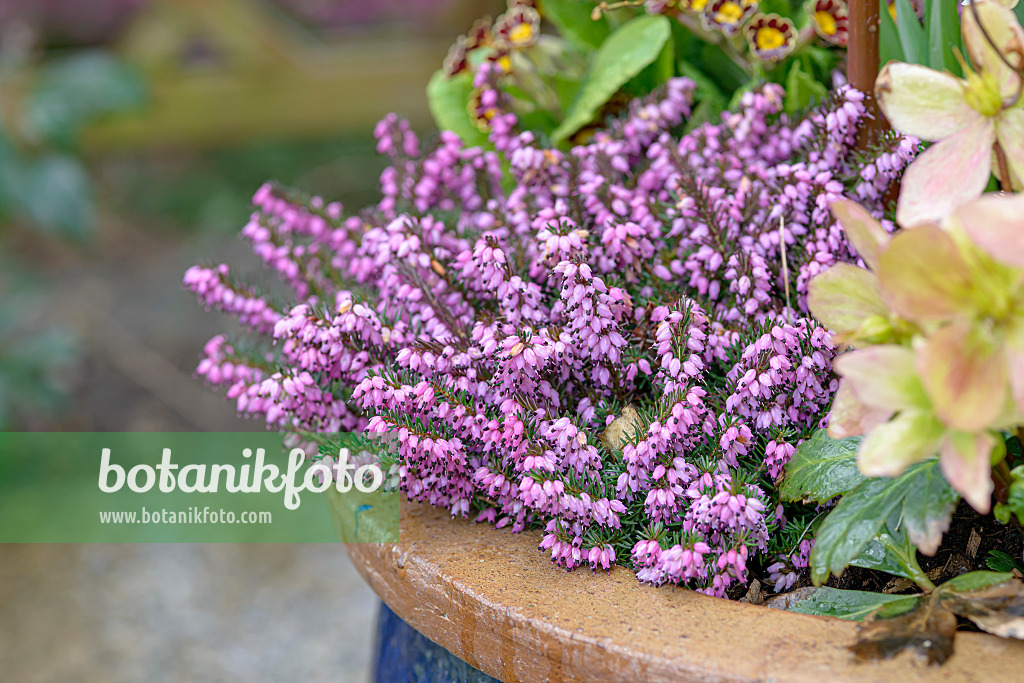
[939, 570, 1016, 595]
[879, 1, 906, 66]
[894, 0, 927, 66]
[810, 459, 956, 585]
[778, 586, 919, 621]
[849, 512, 922, 579]
[779, 429, 865, 504]
[552, 15, 671, 142]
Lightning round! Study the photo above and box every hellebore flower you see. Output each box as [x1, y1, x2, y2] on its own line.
[494, 4, 540, 49]
[831, 345, 1000, 513]
[875, 0, 1024, 226]
[813, 193, 1024, 512]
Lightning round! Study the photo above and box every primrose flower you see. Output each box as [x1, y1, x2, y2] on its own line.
[745, 14, 796, 62]
[875, 0, 1024, 226]
[702, 0, 758, 37]
[809, 0, 849, 47]
[494, 5, 540, 49]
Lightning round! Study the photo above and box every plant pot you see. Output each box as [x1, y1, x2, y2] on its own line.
[339, 499, 1024, 682]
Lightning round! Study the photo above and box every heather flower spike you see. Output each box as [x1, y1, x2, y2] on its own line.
[745, 14, 796, 62]
[875, 0, 1024, 225]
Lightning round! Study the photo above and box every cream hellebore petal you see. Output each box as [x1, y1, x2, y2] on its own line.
[939, 431, 997, 513]
[833, 345, 930, 412]
[877, 224, 979, 325]
[830, 199, 890, 270]
[995, 108, 1024, 190]
[895, 117, 996, 227]
[916, 322, 1008, 432]
[875, 62, 982, 142]
[962, 0, 1024, 101]
[957, 190, 1024, 268]
[807, 264, 889, 344]
[856, 410, 945, 477]
[827, 380, 893, 439]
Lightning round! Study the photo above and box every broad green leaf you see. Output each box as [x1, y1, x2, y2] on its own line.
[16, 155, 95, 238]
[810, 459, 945, 585]
[879, 0, 906, 65]
[927, 0, 962, 75]
[552, 15, 671, 142]
[785, 586, 920, 621]
[894, 0, 927, 65]
[25, 51, 146, 150]
[624, 35, 674, 96]
[538, 0, 610, 51]
[900, 453, 959, 555]
[426, 70, 489, 148]
[779, 430, 865, 504]
[783, 61, 827, 116]
[939, 570, 1016, 594]
[849, 515, 922, 580]
[986, 550, 1024, 574]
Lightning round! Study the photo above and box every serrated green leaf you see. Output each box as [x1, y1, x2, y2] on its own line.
[879, 0, 906, 65]
[901, 456, 959, 555]
[849, 514, 921, 580]
[25, 51, 146, 150]
[780, 430, 865, 504]
[426, 70, 489, 148]
[783, 61, 827, 116]
[552, 15, 670, 142]
[986, 550, 1024, 574]
[939, 571, 1016, 594]
[786, 586, 920, 621]
[810, 459, 946, 585]
[538, 0, 610, 51]
[894, 0, 927, 65]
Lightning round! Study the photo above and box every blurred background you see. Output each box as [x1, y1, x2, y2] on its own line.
[0, 1, 500, 680]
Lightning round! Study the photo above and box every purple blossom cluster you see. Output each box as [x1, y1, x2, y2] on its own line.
[186, 76, 913, 597]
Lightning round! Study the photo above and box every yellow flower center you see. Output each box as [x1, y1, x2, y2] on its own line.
[887, 2, 897, 21]
[755, 26, 786, 50]
[815, 10, 837, 35]
[715, 2, 744, 24]
[964, 69, 1003, 117]
[686, 0, 709, 11]
[497, 54, 512, 72]
[509, 22, 534, 45]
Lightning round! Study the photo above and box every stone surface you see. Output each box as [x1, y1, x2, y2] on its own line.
[347, 501, 1024, 683]
[0, 545, 378, 682]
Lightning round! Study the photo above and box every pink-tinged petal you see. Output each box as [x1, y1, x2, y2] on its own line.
[996, 108, 1024, 193]
[917, 323, 1008, 432]
[962, 0, 1024, 100]
[877, 225, 978, 324]
[1009, 326, 1024, 416]
[896, 117, 995, 227]
[827, 380, 893, 439]
[940, 431, 996, 514]
[856, 410, 945, 478]
[808, 264, 889, 344]
[956, 190, 1024, 268]
[875, 62, 979, 142]
[830, 200, 890, 269]
[834, 346, 930, 412]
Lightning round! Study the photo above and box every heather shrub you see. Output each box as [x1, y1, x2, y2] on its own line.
[185, 79, 917, 596]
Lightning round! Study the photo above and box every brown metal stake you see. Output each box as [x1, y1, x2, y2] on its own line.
[847, 0, 885, 149]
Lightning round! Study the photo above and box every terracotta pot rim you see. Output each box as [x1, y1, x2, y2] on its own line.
[341, 498, 1024, 683]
